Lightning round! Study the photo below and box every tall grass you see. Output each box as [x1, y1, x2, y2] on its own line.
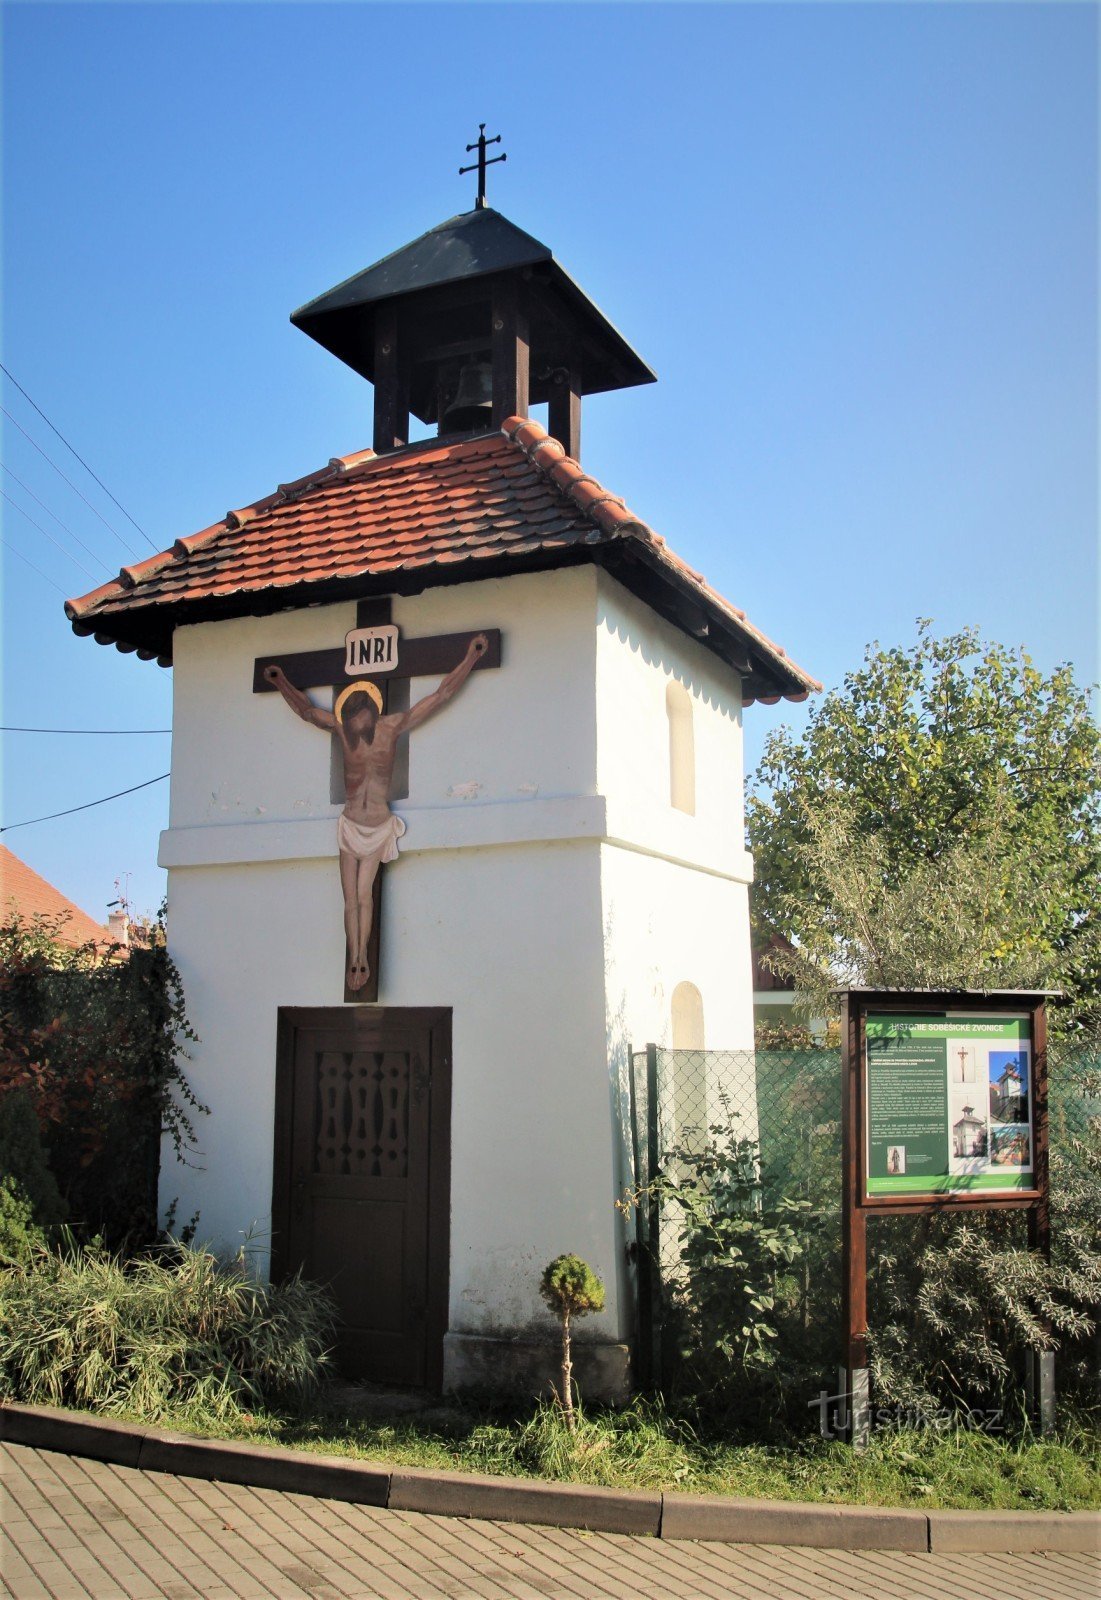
[0, 1241, 335, 1422]
[223, 1392, 1101, 1509]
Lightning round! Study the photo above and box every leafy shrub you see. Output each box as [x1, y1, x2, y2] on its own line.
[0, 1240, 335, 1421]
[869, 1113, 1101, 1422]
[0, 1177, 48, 1265]
[627, 1135, 821, 1421]
[0, 1089, 66, 1229]
[0, 911, 204, 1248]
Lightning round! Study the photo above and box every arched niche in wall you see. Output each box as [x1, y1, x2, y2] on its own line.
[671, 981, 705, 1050]
[666, 680, 695, 815]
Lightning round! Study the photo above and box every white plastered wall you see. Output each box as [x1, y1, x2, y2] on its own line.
[159, 559, 759, 1357]
[162, 565, 621, 1337]
[594, 572, 758, 1333]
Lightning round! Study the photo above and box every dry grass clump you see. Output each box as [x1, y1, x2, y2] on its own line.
[0, 1241, 335, 1422]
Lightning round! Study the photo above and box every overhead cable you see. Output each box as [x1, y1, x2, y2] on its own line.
[1, 487, 102, 581]
[1, 460, 110, 570]
[1, 727, 172, 735]
[0, 363, 157, 549]
[0, 773, 170, 833]
[0, 535, 68, 595]
[1, 405, 139, 559]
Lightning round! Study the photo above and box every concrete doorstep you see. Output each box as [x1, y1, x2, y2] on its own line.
[2, 1400, 1098, 1555]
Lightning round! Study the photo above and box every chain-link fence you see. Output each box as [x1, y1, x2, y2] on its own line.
[628, 1046, 842, 1398]
[627, 1044, 1099, 1413]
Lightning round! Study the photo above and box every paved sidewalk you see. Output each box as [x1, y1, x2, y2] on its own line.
[2, 1442, 1098, 1600]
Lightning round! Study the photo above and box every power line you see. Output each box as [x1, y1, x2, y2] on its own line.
[1, 460, 112, 571]
[1, 726, 172, 735]
[0, 535, 68, 595]
[1, 487, 102, 581]
[1, 773, 170, 834]
[0, 363, 157, 550]
[1, 405, 139, 560]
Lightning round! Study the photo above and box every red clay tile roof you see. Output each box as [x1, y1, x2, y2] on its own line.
[752, 932, 798, 993]
[66, 419, 818, 703]
[0, 845, 110, 947]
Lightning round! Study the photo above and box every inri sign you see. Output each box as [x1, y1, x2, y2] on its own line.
[345, 624, 400, 675]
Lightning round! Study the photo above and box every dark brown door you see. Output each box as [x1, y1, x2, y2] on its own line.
[271, 1007, 451, 1389]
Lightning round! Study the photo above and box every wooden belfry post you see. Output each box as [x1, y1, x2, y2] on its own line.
[373, 305, 410, 454]
[370, 273, 532, 452]
[254, 598, 501, 1002]
[490, 277, 529, 429]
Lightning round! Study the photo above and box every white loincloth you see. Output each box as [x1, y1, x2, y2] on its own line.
[337, 810, 406, 863]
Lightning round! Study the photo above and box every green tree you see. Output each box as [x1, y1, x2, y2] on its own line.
[747, 623, 1101, 1036]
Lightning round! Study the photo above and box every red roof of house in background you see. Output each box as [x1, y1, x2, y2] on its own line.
[752, 932, 798, 993]
[65, 417, 819, 704]
[0, 845, 110, 947]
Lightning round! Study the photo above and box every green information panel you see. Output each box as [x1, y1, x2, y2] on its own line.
[865, 1013, 1034, 1196]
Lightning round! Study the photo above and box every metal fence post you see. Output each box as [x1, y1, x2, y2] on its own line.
[628, 1049, 652, 1389]
[645, 1043, 662, 1387]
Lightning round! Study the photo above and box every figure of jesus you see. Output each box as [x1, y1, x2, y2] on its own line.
[264, 633, 488, 991]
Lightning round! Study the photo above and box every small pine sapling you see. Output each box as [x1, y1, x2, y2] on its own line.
[539, 1254, 605, 1433]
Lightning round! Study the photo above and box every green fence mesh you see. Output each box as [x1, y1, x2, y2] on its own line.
[628, 1044, 1098, 1409]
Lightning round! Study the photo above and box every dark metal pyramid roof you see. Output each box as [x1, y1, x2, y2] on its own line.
[290, 207, 655, 398]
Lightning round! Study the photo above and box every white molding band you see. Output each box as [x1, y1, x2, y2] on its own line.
[159, 794, 753, 885]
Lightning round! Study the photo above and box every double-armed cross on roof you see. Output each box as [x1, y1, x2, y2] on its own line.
[459, 124, 506, 209]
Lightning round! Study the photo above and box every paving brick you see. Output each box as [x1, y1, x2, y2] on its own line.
[4, 1443, 1101, 1600]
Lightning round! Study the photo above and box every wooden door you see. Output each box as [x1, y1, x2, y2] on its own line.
[271, 1007, 451, 1389]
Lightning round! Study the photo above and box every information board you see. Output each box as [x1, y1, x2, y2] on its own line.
[864, 1012, 1035, 1197]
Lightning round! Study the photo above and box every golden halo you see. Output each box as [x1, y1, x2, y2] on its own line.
[335, 680, 383, 721]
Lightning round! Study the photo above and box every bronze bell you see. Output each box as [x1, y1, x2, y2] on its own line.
[442, 359, 493, 433]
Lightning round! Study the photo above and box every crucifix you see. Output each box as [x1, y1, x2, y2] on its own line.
[254, 599, 501, 1002]
[459, 123, 506, 210]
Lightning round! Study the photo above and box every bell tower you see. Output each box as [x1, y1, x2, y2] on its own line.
[290, 131, 655, 461]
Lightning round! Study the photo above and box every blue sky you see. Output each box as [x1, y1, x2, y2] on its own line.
[2, 1, 1097, 922]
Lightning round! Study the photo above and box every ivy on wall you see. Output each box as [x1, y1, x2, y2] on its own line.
[0, 913, 205, 1249]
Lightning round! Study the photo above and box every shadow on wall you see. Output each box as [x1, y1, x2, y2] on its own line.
[597, 604, 742, 725]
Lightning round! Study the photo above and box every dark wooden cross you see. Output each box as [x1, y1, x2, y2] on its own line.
[459, 124, 506, 210]
[254, 598, 501, 1002]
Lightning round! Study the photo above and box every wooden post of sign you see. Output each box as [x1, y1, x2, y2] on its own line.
[1026, 998, 1056, 1435]
[840, 993, 871, 1448]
